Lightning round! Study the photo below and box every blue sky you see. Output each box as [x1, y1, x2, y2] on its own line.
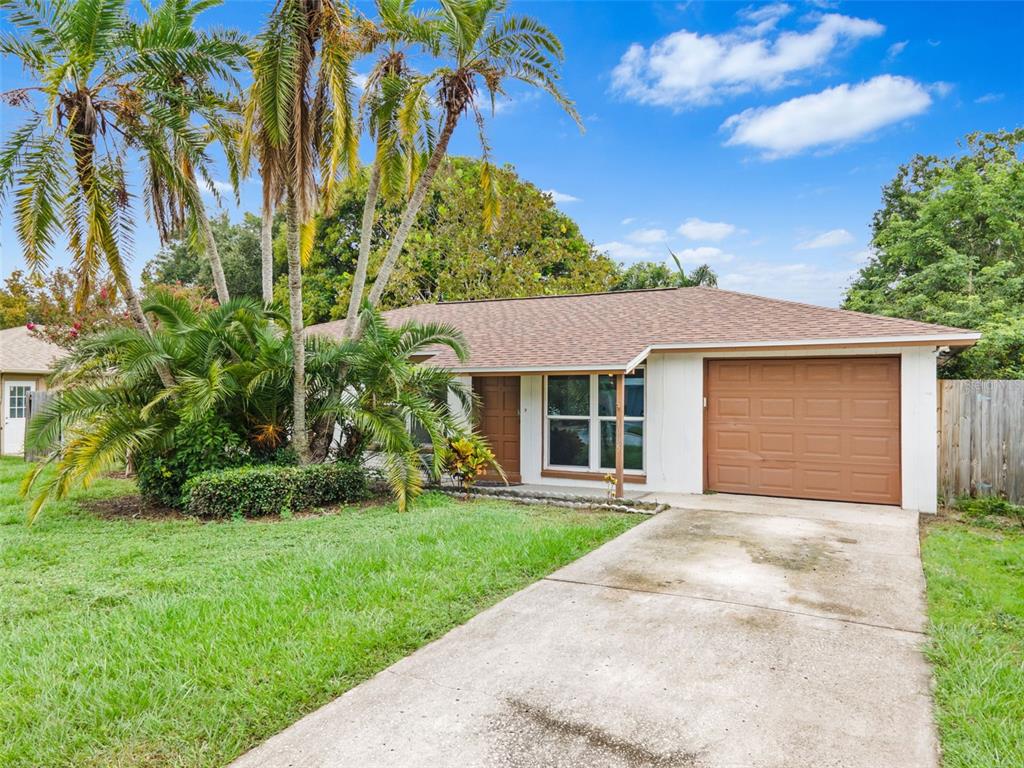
[2, 1, 1022, 306]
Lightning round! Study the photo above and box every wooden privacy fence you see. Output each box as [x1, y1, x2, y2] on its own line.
[938, 379, 1024, 504]
[24, 390, 57, 462]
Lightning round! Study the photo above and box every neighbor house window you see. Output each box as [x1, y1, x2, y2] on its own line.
[7, 385, 29, 419]
[545, 371, 645, 472]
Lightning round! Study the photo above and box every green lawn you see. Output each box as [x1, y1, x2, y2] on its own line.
[922, 517, 1024, 768]
[0, 457, 640, 768]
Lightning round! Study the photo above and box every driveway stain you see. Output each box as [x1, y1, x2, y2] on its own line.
[787, 595, 866, 618]
[489, 698, 703, 768]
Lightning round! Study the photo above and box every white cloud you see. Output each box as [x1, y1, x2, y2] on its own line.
[620, 217, 637, 226]
[597, 241, 657, 261]
[722, 75, 932, 158]
[628, 227, 668, 244]
[611, 12, 883, 108]
[353, 73, 369, 91]
[975, 92, 1004, 104]
[672, 246, 735, 264]
[677, 217, 736, 241]
[738, 3, 793, 35]
[720, 262, 857, 306]
[885, 40, 908, 61]
[544, 189, 580, 204]
[850, 248, 875, 264]
[797, 228, 855, 249]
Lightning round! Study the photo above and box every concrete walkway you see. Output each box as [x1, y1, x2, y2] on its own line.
[230, 495, 938, 768]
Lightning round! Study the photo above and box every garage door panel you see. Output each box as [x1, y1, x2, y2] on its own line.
[759, 398, 795, 419]
[714, 429, 752, 452]
[705, 358, 901, 505]
[716, 397, 751, 418]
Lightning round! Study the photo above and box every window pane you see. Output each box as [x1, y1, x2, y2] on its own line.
[625, 371, 645, 417]
[547, 376, 590, 416]
[548, 419, 590, 467]
[597, 372, 645, 418]
[598, 376, 615, 417]
[600, 421, 643, 471]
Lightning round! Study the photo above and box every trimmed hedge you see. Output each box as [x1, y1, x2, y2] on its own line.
[182, 462, 370, 519]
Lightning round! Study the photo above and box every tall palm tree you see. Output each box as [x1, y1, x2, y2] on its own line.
[341, 0, 439, 339]
[130, 0, 248, 305]
[244, 0, 366, 461]
[346, 0, 579, 332]
[0, 0, 228, 387]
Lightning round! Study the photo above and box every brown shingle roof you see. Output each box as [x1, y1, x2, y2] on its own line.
[0, 326, 66, 374]
[309, 287, 979, 372]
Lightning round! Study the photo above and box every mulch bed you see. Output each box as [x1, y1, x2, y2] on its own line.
[83, 494, 183, 521]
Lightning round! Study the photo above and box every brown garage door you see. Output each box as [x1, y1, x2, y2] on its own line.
[705, 358, 900, 505]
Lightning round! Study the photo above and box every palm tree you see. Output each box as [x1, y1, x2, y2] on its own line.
[22, 292, 469, 520]
[130, 0, 248, 305]
[244, 0, 366, 461]
[341, 0, 439, 339]
[0, 0, 231, 387]
[346, 0, 580, 332]
[307, 304, 470, 509]
[668, 248, 718, 287]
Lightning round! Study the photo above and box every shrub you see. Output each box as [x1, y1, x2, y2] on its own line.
[183, 462, 370, 519]
[136, 419, 251, 508]
[439, 432, 504, 490]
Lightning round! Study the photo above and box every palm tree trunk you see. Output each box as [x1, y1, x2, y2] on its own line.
[285, 189, 310, 463]
[342, 161, 382, 339]
[69, 121, 175, 387]
[364, 111, 459, 315]
[261, 181, 275, 304]
[194, 191, 230, 305]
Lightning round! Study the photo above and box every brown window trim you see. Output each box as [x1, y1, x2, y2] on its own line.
[541, 468, 647, 484]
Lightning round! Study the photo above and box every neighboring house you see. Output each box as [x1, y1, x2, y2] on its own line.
[310, 287, 980, 513]
[0, 326, 65, 456]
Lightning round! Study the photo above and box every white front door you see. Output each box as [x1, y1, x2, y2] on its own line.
[3, 380, 36, 455]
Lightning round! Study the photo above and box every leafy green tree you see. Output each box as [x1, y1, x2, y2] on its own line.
[0, 268, 127, 345]
[144, 213, 271, 301]
[0, 271, 32, 327]
[298, 157, 618, 322]
[844, 129, 1024, 378]
[612, 250, 718, 291]
[23, 291, 469, 520]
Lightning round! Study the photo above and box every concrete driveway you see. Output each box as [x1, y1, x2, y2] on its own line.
[230, 495, 938, 768]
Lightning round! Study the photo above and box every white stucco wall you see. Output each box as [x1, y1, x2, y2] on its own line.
[507, 345, 939, 512]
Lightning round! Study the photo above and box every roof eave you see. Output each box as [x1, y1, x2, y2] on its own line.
[624, 333, 983, 372]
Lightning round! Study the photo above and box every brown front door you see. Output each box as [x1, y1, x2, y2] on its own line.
[705, 357, 901, 505]
[473, 376, 521, 483]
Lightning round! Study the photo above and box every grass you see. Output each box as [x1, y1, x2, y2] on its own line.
[922, 504, 1024, 768]
[0, 457, 641, 768]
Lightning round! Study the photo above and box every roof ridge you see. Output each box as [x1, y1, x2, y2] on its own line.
[697, 286, 974, 333]
[432, 287, 682, 306]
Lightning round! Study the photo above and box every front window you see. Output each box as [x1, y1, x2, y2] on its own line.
[545, 371, 645, 472]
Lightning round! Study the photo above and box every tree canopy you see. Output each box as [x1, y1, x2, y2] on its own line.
[299, 157, 620, 323]
[144, 213, 270, 302]
[844, 129, 1024, 379]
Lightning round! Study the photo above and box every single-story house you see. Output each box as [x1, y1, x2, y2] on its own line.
[0, 325, 65, 456]
[311, 287, 980, 513]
